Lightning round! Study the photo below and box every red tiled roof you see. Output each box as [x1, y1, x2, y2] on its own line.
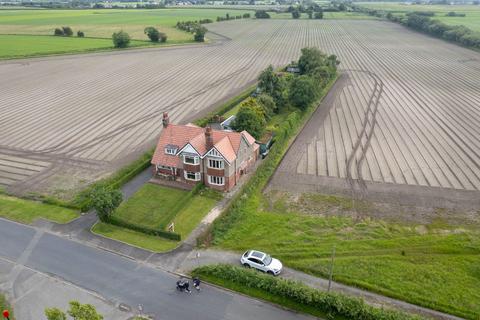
[151, 124, 256, 166]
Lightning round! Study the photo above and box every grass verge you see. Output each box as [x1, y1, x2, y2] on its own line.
[0, 194, 78, 224]
[193, 264, 422, 320]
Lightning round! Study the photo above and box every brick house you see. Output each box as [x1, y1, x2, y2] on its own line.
[151, 113, 259, 192]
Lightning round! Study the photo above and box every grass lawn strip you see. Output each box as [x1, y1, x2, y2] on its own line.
[0, 194, 78, 224]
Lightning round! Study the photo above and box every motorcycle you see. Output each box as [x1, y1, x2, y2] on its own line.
[176, 279, 191, 293]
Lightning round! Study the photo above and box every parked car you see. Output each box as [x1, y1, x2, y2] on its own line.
[240, 250, 283, 275]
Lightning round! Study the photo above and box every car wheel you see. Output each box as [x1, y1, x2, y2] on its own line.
[267, 271, 274, 276]
[243, 263, 250, 268]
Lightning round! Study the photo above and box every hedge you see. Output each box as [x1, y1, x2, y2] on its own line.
[194, 264, 423, 320]
[102, 215, 181, 241]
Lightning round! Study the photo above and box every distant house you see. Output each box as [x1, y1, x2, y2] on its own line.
[151, 113, 259, 192]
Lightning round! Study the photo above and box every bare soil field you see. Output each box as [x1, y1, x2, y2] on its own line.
[266, 20, 480, 208]
[1, 19, 480, 202]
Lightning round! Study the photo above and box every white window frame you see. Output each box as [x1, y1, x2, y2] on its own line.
[208, 158, 224, 169]
[165, 147, 177, 155]
[183, 155, 199, 165]
[208, 175, 225, 186]
[184, 171, 201, 181]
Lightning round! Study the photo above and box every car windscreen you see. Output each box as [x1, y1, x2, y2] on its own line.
[263, 255, 272, 265]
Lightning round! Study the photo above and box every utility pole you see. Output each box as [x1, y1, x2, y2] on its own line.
[327, 246, 335, 292]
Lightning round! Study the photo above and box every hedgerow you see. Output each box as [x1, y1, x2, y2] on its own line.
[194, 264, 423, 320]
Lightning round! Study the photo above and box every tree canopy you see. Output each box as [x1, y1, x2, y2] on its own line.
[233, 99, 266, 139]
[112, 31, 130, 48]
[89, 185, 122, 221]
[288, 75, 317, 110]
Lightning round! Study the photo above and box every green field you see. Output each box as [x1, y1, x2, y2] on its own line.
[0, 8, 253, 58]
[93, 183, 220, 252]
[0, 194, 78, 224]
[357, 2, 480, 32]
[213, 190, 480, 318]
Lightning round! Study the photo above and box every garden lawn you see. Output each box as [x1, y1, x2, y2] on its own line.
[213, 193, 480, 319]
[93, 184, 220, 252]
[0, 194, 78, 223]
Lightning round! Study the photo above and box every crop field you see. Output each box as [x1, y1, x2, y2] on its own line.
[1, 19, 480, 201]
[0, 8, 253, 58]
[357, 2, 480, 31]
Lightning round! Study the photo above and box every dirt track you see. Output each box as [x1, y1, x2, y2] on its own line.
[1, 19, 480, 200]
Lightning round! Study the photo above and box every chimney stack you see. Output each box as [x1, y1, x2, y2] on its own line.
[205, 127, 213, 150]
[162, 112, 169, 128]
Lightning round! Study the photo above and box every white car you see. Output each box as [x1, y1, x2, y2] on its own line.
[240, 250, 283, 276]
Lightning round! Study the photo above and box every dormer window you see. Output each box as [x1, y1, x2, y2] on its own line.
[165, 144, 178, 155]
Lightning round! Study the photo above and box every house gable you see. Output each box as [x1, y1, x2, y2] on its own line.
[204, 147, 230, 164]
[177, 143, 200, 156]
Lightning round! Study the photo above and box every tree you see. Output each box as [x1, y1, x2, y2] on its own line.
[226, 13, 230, 20]
[288, 75, 316, 110]
[112, 31, 130, 48]
[54, 28, 63, 36]
[45, 302, 103, 320]
[258, 66, 288, 111]
[307, 9, 313, 19]
[194, 26, 207, 42]
[291, 9, 301, 19]
[233, 101, 266, 139]
[144, 26, 160, 42]
[77, 30, 85, 37]
[45, 308, 67, 320]
[314, 11, 323, 19]
[62, 26, 73, 37]
[257, 94, 276, 119]
[89, 185, 122, 221]
[297, 47, 336, 75]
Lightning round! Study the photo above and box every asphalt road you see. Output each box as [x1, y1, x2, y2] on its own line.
[0, 218, 312, 320]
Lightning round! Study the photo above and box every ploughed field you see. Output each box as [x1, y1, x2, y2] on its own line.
[1, 19, 480, 199]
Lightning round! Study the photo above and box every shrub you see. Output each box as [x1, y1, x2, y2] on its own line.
[159, 32, 167, 43]
[291, 9, 301, 19]
[255, 10, 270, 19]
[77, 30, 84, 37]
[62, 26, 73, 37]
[194, 265, 422, 320]
[243, 13, 251, 18]
[54, 28, 63, 36]
[314, 11, 323, 19]
[112, 31, 131, 48]
[144, 26, 160, 42]
[194, 26, 207, 42]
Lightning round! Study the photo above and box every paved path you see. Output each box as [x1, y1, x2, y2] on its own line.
[0, 218, 313, 320]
